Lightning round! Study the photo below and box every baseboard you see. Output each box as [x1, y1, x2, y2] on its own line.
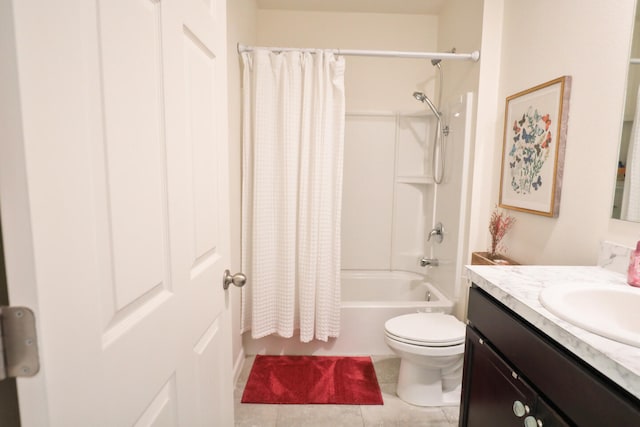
[232, 347, 246, 387]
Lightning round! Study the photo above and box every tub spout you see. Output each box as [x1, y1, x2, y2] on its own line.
[420, 257, 439, 267]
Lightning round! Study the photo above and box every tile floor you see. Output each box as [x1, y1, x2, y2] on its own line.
[234, 356, 460, 427]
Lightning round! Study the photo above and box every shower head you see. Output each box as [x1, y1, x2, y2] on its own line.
[431, 58, 442, 66]
[413, 91, 426, 102]
[412, 91, 441, 118]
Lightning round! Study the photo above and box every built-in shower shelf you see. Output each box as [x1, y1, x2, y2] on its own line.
[396, 175, 434, 184]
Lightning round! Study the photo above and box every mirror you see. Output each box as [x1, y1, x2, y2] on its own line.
[613, 9, 640, 221]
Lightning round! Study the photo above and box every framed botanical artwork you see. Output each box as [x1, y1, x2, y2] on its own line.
[499, 76, 571, 217]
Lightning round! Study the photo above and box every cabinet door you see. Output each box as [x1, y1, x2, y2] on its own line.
[460, 327, 537, 427]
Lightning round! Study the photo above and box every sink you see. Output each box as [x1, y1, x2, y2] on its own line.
[539, 284, 640, 348]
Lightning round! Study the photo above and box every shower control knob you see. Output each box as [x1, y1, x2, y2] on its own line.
[223, 270, 247, 290]
[427, 222, 444, 243]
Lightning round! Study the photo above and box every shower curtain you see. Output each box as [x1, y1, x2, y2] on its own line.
[240, 49, 346, 342]
[622, 85, 640, 221]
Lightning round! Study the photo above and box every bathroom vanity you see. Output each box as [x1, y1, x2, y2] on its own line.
[460, 266, 640, 426]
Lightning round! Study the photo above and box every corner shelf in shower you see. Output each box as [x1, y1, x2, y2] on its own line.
[396, 175, 434, 184]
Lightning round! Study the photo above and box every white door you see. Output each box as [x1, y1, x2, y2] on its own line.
[0, 0, 234, 425]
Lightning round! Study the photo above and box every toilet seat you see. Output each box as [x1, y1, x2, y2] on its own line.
[384, 313, 465, 347]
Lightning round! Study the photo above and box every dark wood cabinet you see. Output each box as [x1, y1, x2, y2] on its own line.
[461, 327, 569, 427]
[459, 285, 640, 427]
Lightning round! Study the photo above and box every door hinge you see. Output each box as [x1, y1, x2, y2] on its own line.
[0, 306, 39, 381]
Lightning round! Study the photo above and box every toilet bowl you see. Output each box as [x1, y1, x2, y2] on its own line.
[384, 312, 466, 407]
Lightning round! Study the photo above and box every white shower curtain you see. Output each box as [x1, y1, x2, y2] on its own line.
[622, 85, 640, 221]
[240, 49, 346, 342]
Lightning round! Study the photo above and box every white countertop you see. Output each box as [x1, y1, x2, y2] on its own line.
[466, 265, 640, 401]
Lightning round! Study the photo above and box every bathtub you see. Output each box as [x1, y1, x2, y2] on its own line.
[243, 270, 455, 356]
[341, 270, 453, 308]
[338, 270, 454, 354]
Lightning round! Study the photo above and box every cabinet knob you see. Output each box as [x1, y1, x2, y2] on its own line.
[523, 415, 543, 427]
[512, 400, 530, 417]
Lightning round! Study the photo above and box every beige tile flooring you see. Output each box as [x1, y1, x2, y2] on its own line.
[234, 356, 460, 427]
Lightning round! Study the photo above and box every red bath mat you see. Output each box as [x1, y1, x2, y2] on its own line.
[241, 355, 383, 405]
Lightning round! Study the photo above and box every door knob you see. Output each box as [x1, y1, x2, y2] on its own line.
[223, 270, 247, 290]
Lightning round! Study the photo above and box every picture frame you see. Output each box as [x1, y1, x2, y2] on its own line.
[499, 76, 571, 217]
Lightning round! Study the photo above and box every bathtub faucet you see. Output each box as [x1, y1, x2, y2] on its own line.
[419, 257, 439, 267]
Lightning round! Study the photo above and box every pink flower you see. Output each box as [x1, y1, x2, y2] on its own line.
[489, 206, 516, 257]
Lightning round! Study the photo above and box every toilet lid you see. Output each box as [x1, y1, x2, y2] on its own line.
[384, 313, 465, 346]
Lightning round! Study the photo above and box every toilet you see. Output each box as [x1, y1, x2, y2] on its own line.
[384, 312, 466, 407]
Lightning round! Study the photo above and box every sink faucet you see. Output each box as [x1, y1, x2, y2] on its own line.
[420, 257, 439, 267]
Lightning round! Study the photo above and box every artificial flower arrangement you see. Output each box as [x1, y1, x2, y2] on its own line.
[488, 205, 516, 260]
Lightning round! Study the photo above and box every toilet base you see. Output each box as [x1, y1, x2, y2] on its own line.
[396, 358, 462, 407]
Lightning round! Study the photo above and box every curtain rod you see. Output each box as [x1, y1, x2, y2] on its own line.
[237, 43, 480, 62]
[631, 58, 640, 64]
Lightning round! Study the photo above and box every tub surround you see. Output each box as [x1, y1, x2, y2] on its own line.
[466, 265, 640, 401]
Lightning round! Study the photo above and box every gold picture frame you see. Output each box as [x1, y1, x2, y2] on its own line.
[499, 76, 571, 217]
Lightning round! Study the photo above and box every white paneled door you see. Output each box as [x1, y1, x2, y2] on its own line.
[0, 0, 234, 425]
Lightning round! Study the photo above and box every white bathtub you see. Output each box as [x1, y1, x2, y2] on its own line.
[338, 270, 454, 354]
[341, 270, 454, 308]
[243, 270, 455, 356]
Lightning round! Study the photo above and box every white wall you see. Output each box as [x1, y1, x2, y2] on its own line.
[470, 0, 640, 265]
[437, 0, 483, 104]
[226, 0, 257, 377]
[256, 10, 439, 112]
